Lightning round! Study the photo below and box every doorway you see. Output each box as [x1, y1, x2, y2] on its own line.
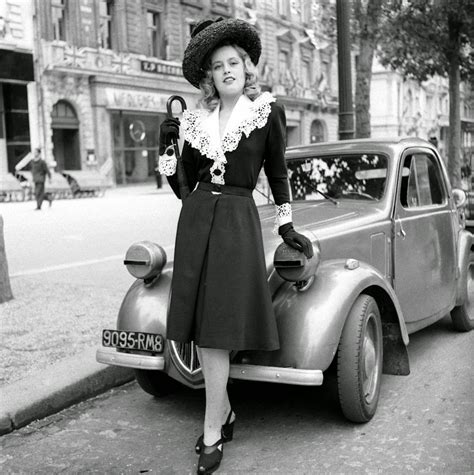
[51, 100, 81, 170]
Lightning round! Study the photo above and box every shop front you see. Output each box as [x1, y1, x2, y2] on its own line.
[0, 49, 34, 174]
[112, 111, 165, 185]
[96, 86, 197, 185]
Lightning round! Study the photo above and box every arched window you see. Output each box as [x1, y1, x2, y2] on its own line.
[310, 120, 325, 143]
[51, 100, 78, 128]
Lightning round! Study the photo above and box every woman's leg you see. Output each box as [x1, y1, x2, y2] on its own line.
[197, 347, 231, 448]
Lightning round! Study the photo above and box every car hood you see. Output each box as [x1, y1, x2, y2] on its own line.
[258, 200, 383, 271]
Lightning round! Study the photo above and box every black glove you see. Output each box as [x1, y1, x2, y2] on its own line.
[278, 222, 314, 258]
[159, 117, 180, 153]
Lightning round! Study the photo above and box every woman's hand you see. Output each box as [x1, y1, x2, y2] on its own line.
[278, 223, 314, 258]
[159, 118, 181, 152]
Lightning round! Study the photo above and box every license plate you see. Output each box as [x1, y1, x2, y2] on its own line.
[102, 329, 164, 354]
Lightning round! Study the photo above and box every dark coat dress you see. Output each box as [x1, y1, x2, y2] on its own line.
[166, 93, 290, 351]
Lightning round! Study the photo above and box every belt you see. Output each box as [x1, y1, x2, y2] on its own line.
[197, 182, 253, 198]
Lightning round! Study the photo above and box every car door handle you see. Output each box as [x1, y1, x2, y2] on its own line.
[397, 220, 407, 239]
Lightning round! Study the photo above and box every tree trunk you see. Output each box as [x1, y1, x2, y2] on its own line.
[355, 0, 383, 139]
[0, 215, 14, 303]
[447, 11, 462, 188]
[355, 38, 375, 138]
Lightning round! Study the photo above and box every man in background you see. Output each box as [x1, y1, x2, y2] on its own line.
[31, 148, 52, 210]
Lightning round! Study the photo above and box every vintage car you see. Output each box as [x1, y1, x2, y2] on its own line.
[96, 137, 473, 423]
[464, 175, 474, 230]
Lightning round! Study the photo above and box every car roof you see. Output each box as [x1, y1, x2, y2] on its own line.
[285, 137, 434, 159]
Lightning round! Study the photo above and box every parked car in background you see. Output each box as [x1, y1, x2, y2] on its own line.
[97, 137, 473, 423]
[463, 175, 474, 231]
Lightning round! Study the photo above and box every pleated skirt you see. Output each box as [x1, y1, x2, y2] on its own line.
[166, 187, 279, 351]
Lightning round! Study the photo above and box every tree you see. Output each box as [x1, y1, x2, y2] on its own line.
[0, 215, 14, 303]
[377, 0, 474, 187]
[353, 0, 384, 138]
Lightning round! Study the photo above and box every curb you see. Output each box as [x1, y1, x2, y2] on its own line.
[0, 347, 135, 436]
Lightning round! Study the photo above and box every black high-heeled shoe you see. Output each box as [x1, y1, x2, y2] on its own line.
[196, 438, 224, 475]
[195, 409, 235, 454]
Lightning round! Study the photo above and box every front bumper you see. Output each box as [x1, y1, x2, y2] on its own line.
[96, 347, 165, 370]
[96, 348, 323, 386]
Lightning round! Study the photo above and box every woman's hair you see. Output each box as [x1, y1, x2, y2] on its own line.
[198, 42, 261, 111]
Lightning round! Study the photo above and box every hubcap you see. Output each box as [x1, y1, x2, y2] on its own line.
[362, 313, 381, 404]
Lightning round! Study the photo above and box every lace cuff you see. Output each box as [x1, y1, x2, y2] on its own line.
[158, 145, 177, 176]
[274, 202, 292, 233]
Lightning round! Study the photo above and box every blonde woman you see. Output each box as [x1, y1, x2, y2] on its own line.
[159, 17, 312, 474]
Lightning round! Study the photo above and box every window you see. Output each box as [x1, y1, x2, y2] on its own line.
[302, 59, 311, 89]
[278, 50, 289, 81]
[400, 154, 445, 208]
[147, 10, 166, 59]
[277, 0, 288, 18]
[301, 0, 311, 25]
[310, 120, 325, 143]
[52, 0, 67, 41]
[287, 154, 388, 202]
[99, 0, 113, 49]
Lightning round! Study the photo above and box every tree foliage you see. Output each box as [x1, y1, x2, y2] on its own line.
[378, 0, 474, 82]
[376, 0, 474, 187]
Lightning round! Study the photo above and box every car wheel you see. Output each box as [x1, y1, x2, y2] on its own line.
[451, 252, 474, 332]
[134, 369, 180, 397]
[337, 294, 383, 423]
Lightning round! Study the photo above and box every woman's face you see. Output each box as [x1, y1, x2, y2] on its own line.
[210, 45, 246, 99]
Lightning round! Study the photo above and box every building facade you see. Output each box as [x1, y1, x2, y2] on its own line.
[371, 57, 474, 168]
[0, 0, 36, 176]
[32, 0, 339, 185]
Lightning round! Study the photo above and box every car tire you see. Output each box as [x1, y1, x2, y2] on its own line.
[451, 252, 474, 332]
[134, 369, 180, 397]
[337, 294, 383, 423]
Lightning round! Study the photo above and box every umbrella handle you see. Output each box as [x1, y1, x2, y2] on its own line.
[165, 95, 189, 201]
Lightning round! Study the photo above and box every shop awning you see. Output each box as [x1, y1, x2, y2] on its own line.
[0, 49, 34, 82]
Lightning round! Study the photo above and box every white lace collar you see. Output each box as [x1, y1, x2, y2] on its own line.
[182, 92, 276, 184]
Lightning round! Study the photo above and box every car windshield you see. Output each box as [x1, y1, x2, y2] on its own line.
[287, 153, 388, 202]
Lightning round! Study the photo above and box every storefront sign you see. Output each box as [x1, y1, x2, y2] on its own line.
[106, 89, 169, 112]
[141, 60, 182, 76]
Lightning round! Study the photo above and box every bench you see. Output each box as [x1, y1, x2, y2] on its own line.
[0, 173, 25, 202]
[61, 170, 110, 197]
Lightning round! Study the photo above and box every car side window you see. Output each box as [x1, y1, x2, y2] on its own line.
[400, 153, 445, 208]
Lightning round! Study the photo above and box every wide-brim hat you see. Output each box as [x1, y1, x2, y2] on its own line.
[183, 17, 262, 89]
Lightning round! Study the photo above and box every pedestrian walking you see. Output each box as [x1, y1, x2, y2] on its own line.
[31, 148, 52, 210]
[158, 17, 313, 474]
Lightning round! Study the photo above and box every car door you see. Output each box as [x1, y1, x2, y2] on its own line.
[393, 149, 457, 324]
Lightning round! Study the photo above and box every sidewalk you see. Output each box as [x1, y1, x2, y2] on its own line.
[0, 183, 175, 435]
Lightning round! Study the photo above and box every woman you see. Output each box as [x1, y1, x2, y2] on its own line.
[159, 18, 313, 474]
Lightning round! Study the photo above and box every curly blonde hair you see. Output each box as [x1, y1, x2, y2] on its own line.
[198, 42, 261, 111]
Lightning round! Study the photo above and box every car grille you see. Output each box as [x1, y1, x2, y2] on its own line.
[170, 340, 202, 375]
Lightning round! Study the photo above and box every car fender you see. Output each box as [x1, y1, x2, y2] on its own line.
[239, 259, 409, 374]
[117, 270, 172, 335]
[456, 229, 473, 306]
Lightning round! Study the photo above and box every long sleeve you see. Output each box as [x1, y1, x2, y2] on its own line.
[165, 141, 199, 199]
[263, 102, 292, 227]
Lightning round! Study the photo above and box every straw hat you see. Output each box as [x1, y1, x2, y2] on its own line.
[182, 17, 262, 89]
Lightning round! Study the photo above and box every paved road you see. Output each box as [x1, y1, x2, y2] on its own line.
[2, 184, 181, 291]
[1, 315, 473, 474]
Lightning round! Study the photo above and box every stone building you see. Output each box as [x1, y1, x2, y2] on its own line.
[371, 58, 474, 167]
[31, 0, 339, 185]
[0, 0, 36, 176]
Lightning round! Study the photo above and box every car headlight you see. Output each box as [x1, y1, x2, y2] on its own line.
[273, 240, 321, 288]
[124, 241, 167, 282]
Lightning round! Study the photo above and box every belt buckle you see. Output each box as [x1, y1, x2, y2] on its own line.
[211, 184, 222, 195]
